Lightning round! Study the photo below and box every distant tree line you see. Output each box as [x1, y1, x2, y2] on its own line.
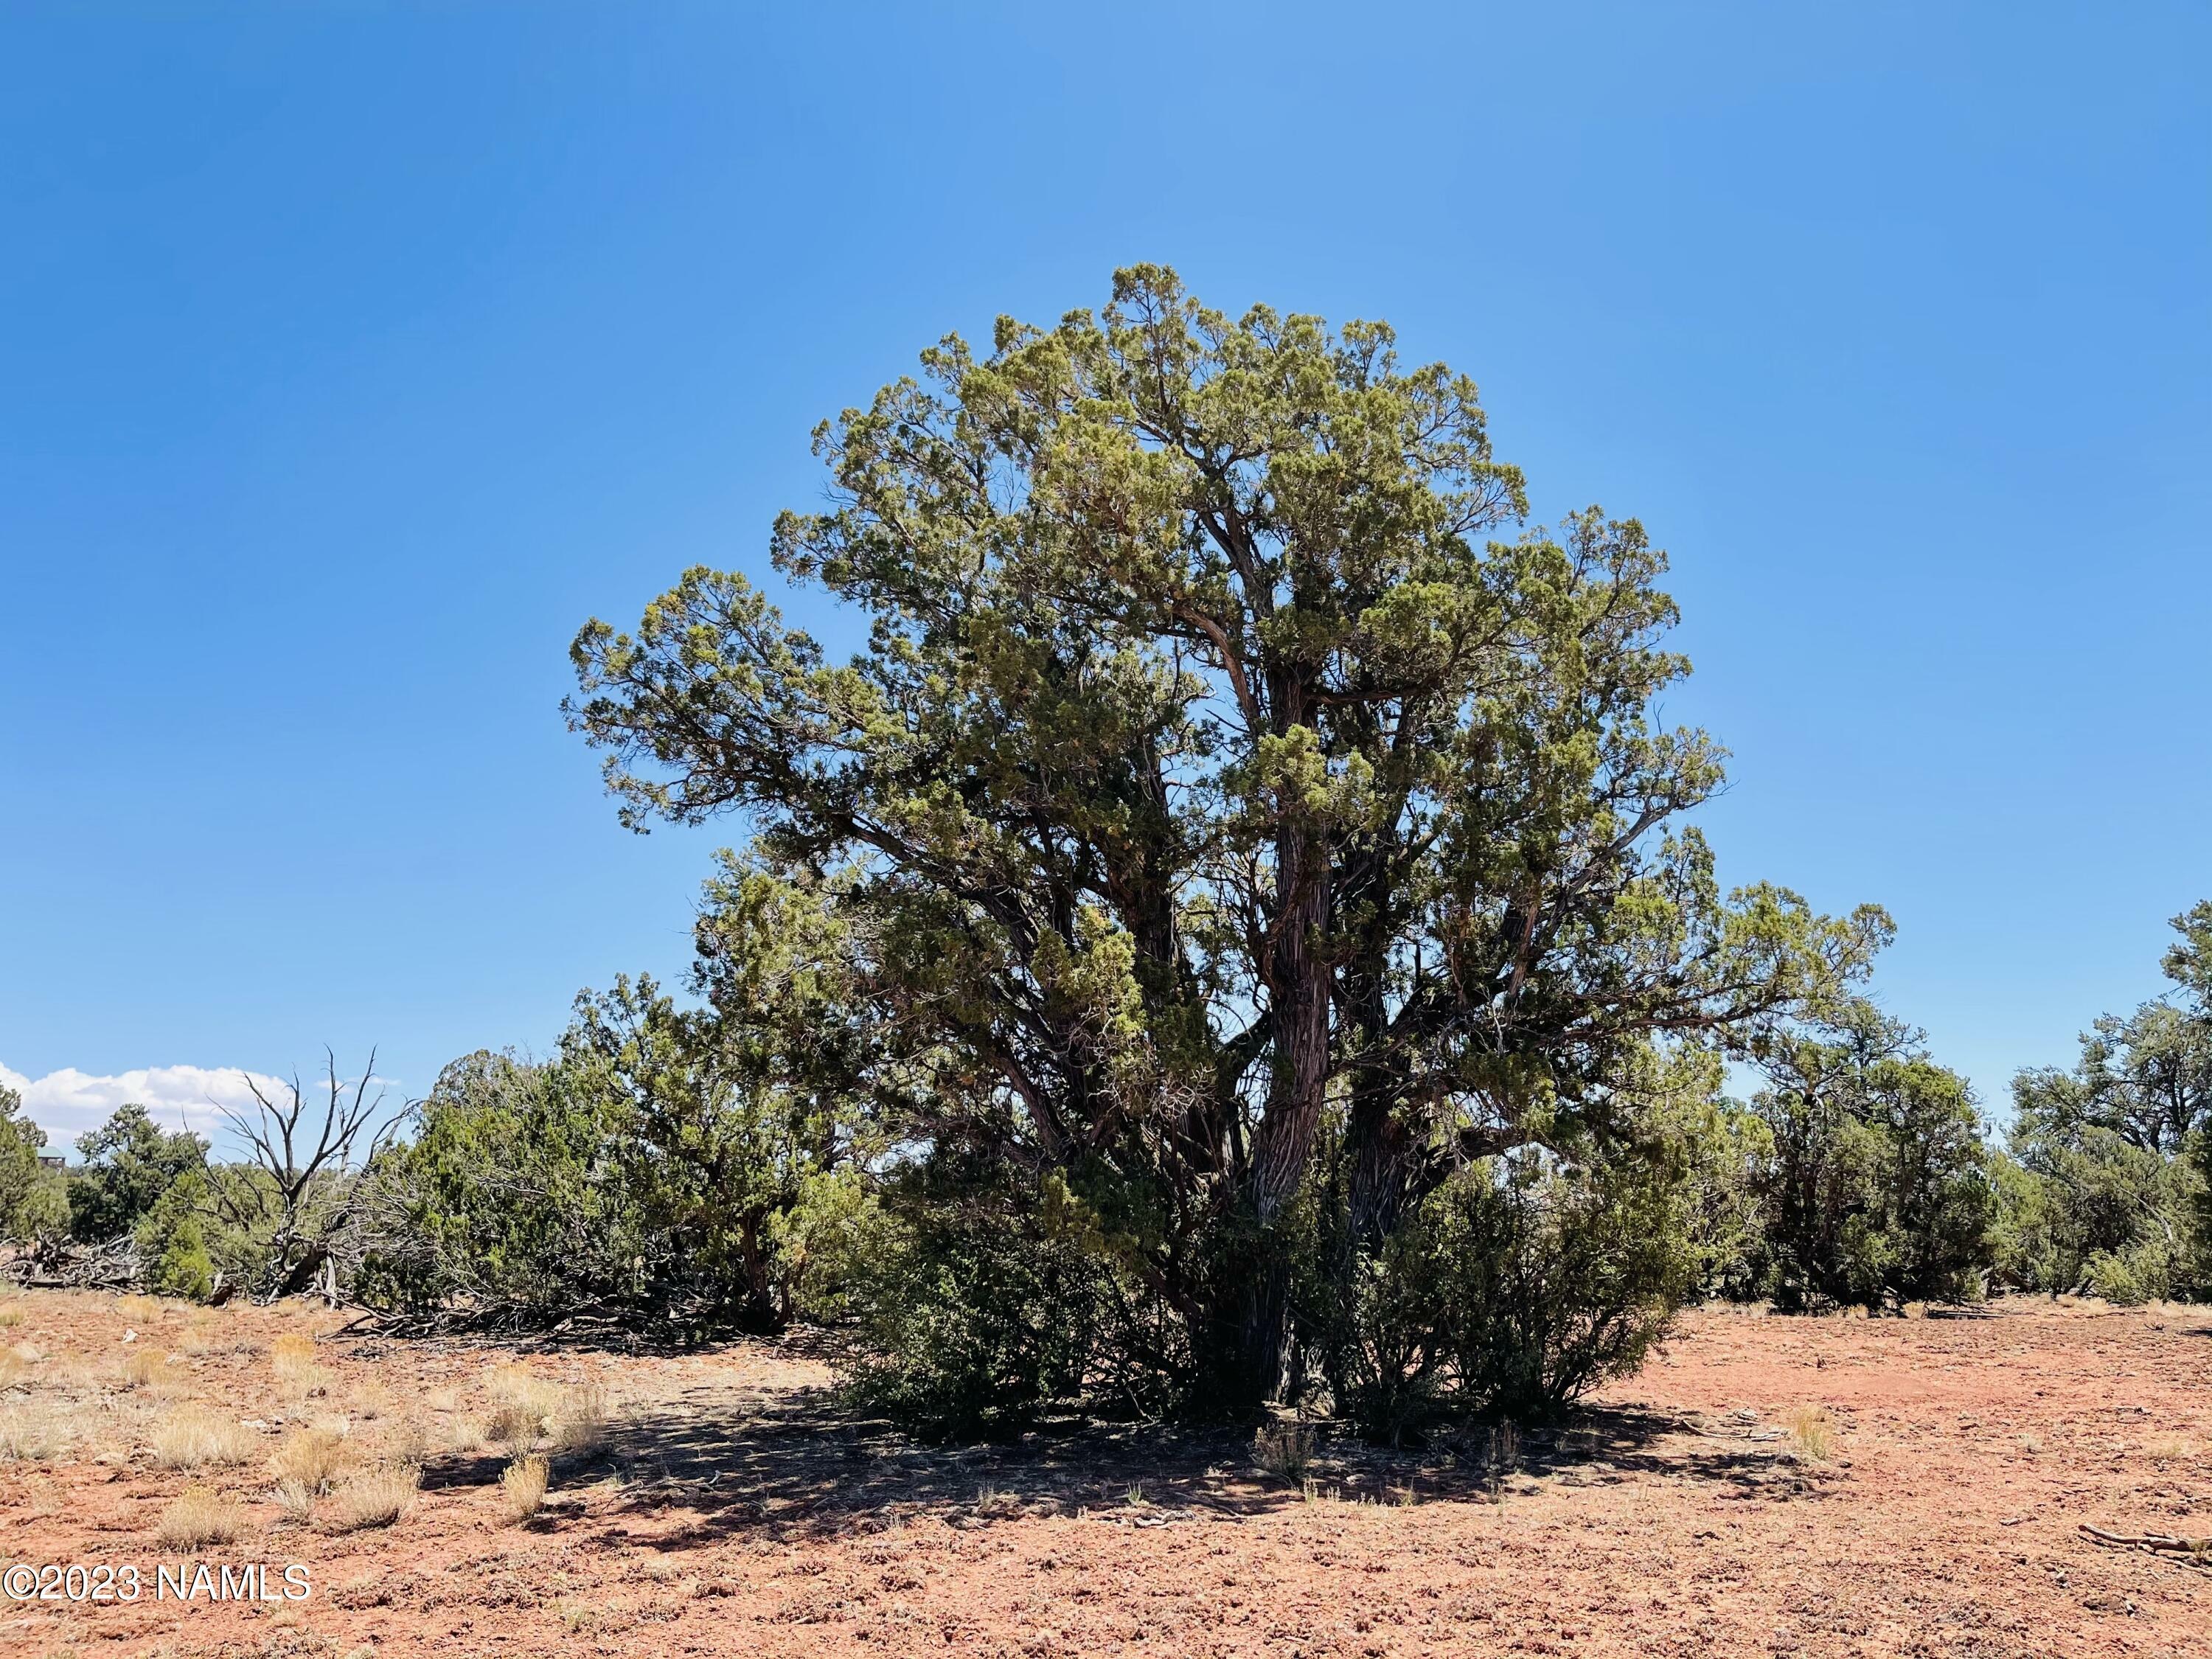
[7, 272, 2202, 1444]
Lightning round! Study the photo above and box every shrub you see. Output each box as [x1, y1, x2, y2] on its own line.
[120, 1346, 177, 1391]
[271, 1332, 330, 1397]
[1997, 902, 2212, 1301]
[1785, 1405, 1832, 1461]
[269, 1427, 349, 1494]
[1746, 1006, 1995, 1311]
[1324, 1147, 1701, 1439]
[0, 1085, 46, 1242]
[483, 1366, 561, 1450]
[549, 1382, 609, 1457]
[1253, 1422, 1315, 1485]
[273, 1478, 317, 1523]
[839, 1161, 1156, 1439]
[358, 972, 866, 1337]
[67, 1105, 204, 1244]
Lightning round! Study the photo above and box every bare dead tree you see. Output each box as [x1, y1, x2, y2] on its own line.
[196, 1049, 405, 1303]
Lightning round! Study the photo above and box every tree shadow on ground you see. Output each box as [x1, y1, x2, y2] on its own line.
[417, 1377, 1837, 1550]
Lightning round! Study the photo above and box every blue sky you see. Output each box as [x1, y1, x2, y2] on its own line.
[2, 2, 2205, 1147]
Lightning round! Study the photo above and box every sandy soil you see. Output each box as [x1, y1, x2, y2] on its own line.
[0, 1291, 2206, 1658]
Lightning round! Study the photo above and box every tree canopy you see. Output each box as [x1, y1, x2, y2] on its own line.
[568, 267, 1889, 1412]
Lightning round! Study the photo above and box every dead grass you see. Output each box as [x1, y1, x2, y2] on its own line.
[1254, 1420, 1315, 1485]
[1786, 1405, 1834, 1462]
[152, 1405, 261, 1470]
[156, 1485, 246, 1550]
[119, 1346, 179, 1391]
[116, 1294, 162, 1323]
[0, 1349, 29, 1388]
[484, 1365, 558, 1447]
[323, 1463, 420, 1533]
[0, 1403, 69, 1462]
[376, 1416, 432, 1467]
[499, 1453, 549, 1521]
[549, 1380, 610, 1457]
[0, 1305, 22, 1330]
[271, 1331, 331, 1397]
[274, 1477, 319, 1525]
[2144, 1434, 2198, 1464]
[269, 1426, 350, 1492]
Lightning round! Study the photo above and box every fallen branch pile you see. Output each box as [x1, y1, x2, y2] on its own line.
[2, 1234, 142, 1292]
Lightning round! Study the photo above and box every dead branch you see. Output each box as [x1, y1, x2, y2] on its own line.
[2079, 1522, 2212, 1561]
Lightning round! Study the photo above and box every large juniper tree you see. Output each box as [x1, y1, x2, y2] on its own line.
[569, 267, 1885, 1411]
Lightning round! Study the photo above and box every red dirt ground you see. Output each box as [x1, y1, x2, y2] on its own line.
[1, 1293, 2206, 1658]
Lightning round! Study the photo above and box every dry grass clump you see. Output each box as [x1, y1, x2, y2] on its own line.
[177, 1313, 220, 1357]
[0, 1404, 69, 1462]
[116, 1294, 162, 1323]
[373, 1416, 433, 1468]
[0, 1349, 29, 1388]
[549, 1380, 610, 1457]
[153, 1406, 261, 1470]
[1785, 1405, 1833, 1462]
[119, 1346, 179, 1391]
[274, 1478, 319, 1524]
[157, 1485, 246, 1550]
[499, 1453, 549, 1521]
[323, 1463, 419, 1533]
[270, 1426, 350, 1492]
[1254, 1420, 1315, 1485]
[483, 1365, 562, 1449]
[0, 1306, 22, 1329]
[2145, 1434, 2199, 1464]
[271, 1332, 332, 1398]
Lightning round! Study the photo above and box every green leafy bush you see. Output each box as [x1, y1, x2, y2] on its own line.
[1311, 1117, 1710, 1441]
[838, 1161, 1128, 1439]
[1997, 902, 2211, 1301]
[67, 1105, 204, 1243]
[358, 975, 863, 1333]
[0, 1085, 48, 1242]
[1745, 1005, 1994, 1311]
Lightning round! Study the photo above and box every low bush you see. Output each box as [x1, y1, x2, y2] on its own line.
[838, 1160, 1160, 1439]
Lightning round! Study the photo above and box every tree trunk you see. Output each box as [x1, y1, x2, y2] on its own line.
[1250, 824, 1332, 1222]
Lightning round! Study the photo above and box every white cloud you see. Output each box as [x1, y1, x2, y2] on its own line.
[0, 1062, 297, 1152]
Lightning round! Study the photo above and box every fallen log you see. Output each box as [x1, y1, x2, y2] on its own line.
[2079, 1523, 2212, 1558]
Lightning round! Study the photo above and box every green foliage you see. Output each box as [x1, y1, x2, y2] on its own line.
[1745, 1004, 1995, 1311]
[67, 1105, 205, 1243]
[1305, 1055, 1732, 1440]
[568, 265, 1888, 1416]
[839, 1161, 1164, 1439]
[359, 952, 868, 1332]
[357, 1047, 654, 1320]
[2000, 902, 2211, 1301]
[137, 1172, 217, 1301]
[0, 1084, 48, 1241]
